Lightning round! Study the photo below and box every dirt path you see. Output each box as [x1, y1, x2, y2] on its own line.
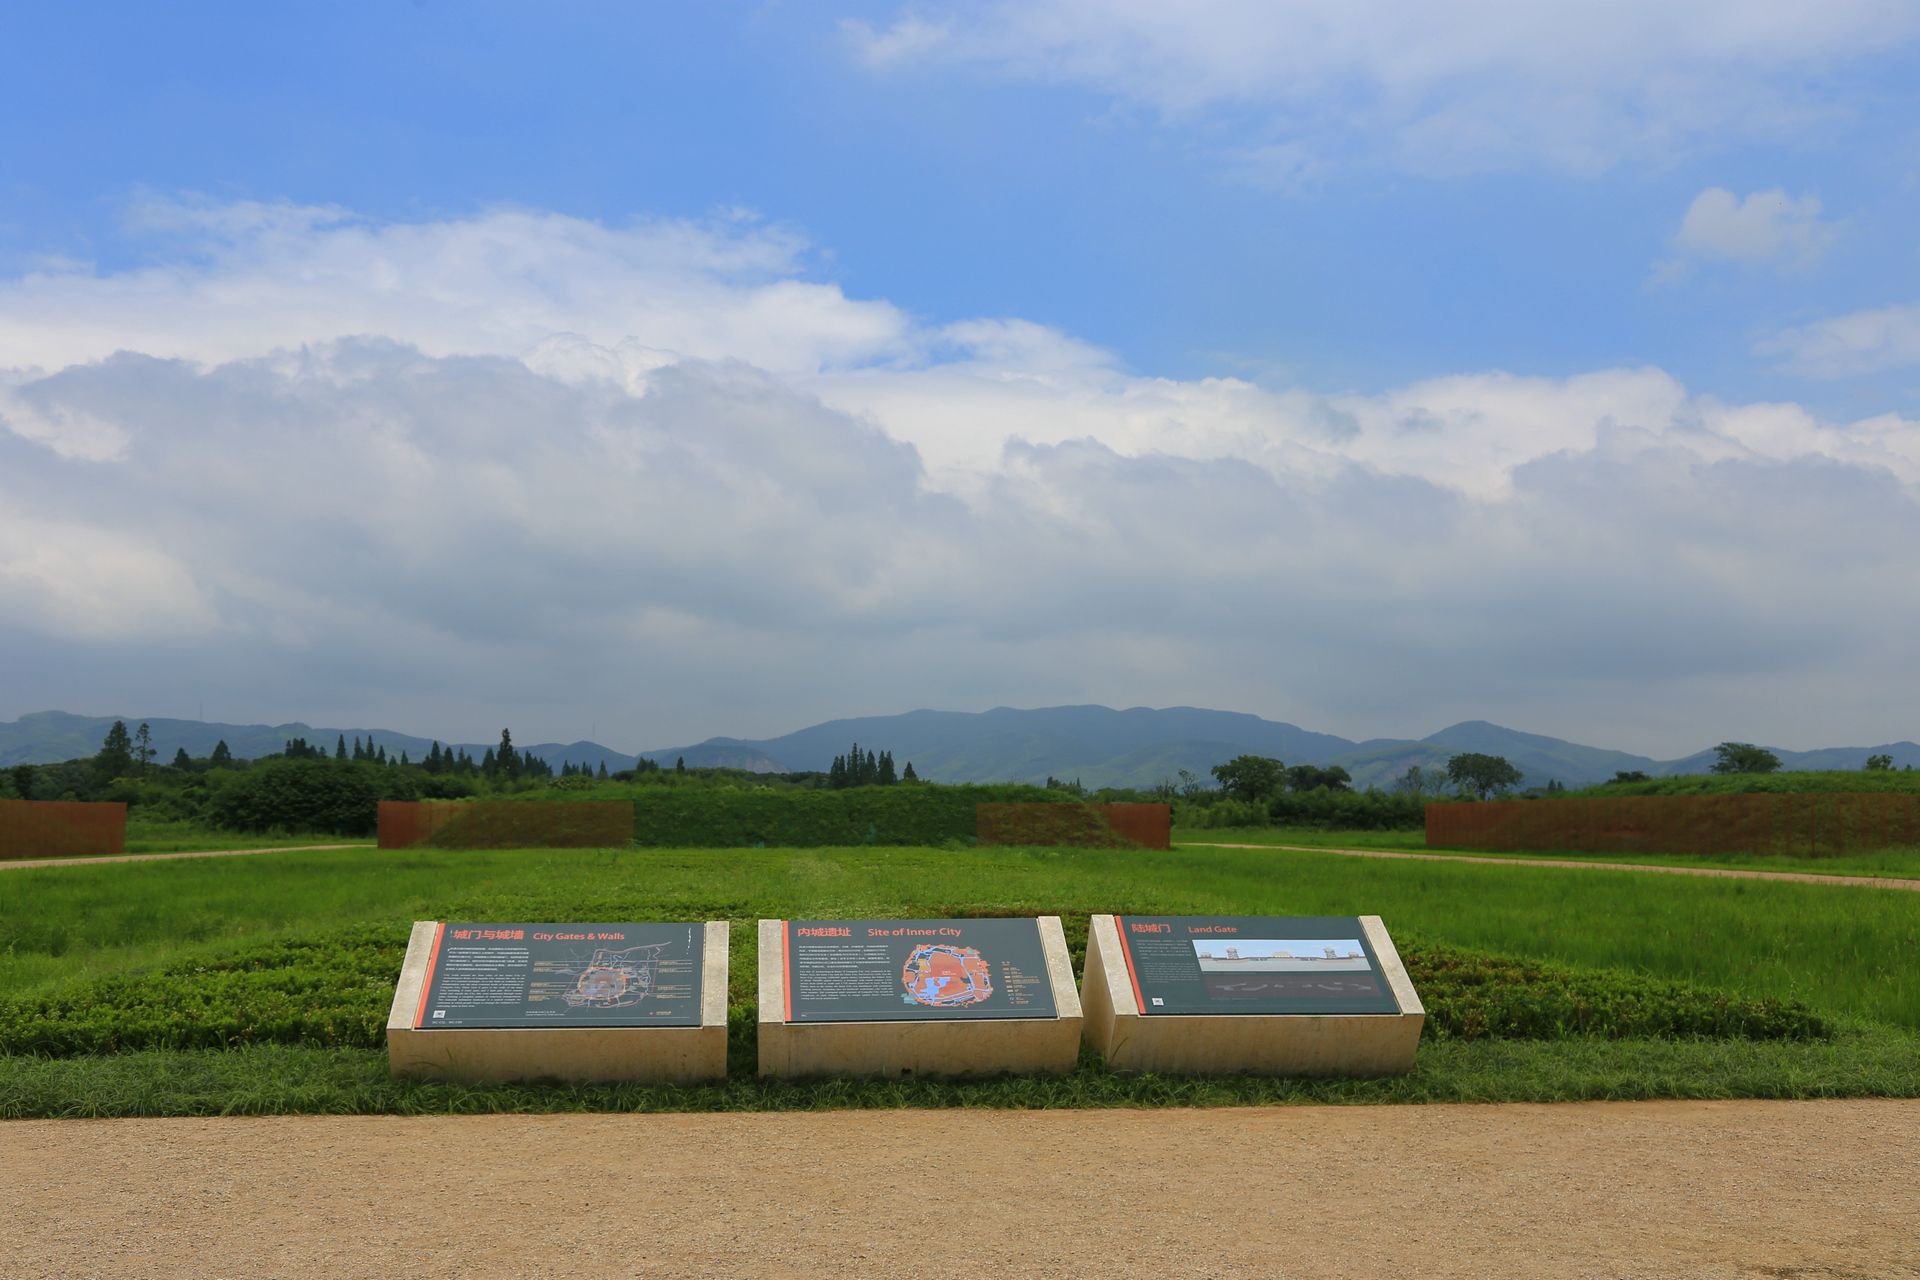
[2, 1100, 1914, 1278]
[1189, 841, 1920, 891]
[0, 843, 366, 871]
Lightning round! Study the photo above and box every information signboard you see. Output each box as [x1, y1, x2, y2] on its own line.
[1113, 915, 1402, 1017]
[781, 918, 1058, 1023]
[413, 922, 704, 1029]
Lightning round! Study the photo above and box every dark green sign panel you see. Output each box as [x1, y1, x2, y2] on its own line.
[783, 918, 1058, 1023]
[414, 922, 703, 1029]
[1114, 915, 1401, 1017]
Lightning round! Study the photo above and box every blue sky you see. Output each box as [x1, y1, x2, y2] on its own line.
[9, 2, 1916, 402]
[2, 2, 1918, 755]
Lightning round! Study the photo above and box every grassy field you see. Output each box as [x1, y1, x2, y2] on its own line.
[1176, 827, 1920, 879]
[116, 817, 373, 856]
[4, 842, 1917, 1116]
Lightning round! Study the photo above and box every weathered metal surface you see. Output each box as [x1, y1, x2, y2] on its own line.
[1425, 793, 1920, 858]
[0, 800, 128, 859]
[975, 802, 1172, 850]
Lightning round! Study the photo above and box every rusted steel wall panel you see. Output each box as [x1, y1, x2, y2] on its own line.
[1425, 793, 1920, 858]
[976, 802, 1171, 850]
[0, 800, 128, 859]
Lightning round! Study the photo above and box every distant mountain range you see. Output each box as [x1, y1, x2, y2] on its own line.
[4, 706, 1915, 790]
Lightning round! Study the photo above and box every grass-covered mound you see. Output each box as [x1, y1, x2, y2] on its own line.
[1405, 942, 1826, 1041]
[0, 926, 1829, 1058]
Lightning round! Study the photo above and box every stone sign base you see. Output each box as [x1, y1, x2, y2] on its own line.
[757, 917, 1083, 1078]
[386, 920, 730, 1084]
[1082, 914, 1423, 1076]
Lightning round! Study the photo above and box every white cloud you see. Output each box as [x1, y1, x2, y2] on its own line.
[842, 14, 951, 68]
[1766, 303, 1920, 376]
[2, 200, 1918, 753]
[1669, 187, 1834, 269]
[0, 197, 909, 376]
[848, 1, 1920, 174]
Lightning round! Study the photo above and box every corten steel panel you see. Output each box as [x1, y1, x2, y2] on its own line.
[0, 800, 127, 860]
[377, 800, 435, 849]
[1425, 793, 1920, 858]
[378, 800, 633, 850]
[975, 802, 1171, 850]
[1100, 802, 1173, 850]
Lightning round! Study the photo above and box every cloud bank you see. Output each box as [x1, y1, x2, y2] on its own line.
[845, 0, 1920, 176]
[3, 202, 1917, 754]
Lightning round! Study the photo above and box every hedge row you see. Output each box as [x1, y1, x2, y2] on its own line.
[626, 784, 1067, 848]
[1175, 789, 1426, 831]
[0, 928, 1828, 1057]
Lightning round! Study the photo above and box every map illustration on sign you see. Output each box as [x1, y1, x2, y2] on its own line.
[414, 922, 704, 1029]
[563, 943, 672, 1010]
[902, 943, 994, 1007]
[784, 918, 1057, 1023]
[1116, 916, 1401, 1017]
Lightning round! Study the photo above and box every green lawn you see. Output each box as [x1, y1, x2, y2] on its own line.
[4, 843, 1917, 1116]
[1176, 827, 1920, 880]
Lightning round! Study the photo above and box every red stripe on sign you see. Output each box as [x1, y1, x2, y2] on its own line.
[782, 920, 794, 1023]
[413, 922, 447, 1029]
[1113, 916, 1148, 1014]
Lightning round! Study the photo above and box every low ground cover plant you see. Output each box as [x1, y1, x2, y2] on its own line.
[1402, 941, 1826, 1041]
[0, 926, 1829, 1057]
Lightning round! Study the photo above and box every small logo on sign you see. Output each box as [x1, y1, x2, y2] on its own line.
[432, 1010, 446, 1019]
[1151, 997, 1164, 1006]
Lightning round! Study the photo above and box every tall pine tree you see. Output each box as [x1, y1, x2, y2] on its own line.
[94, 721, 133, 783]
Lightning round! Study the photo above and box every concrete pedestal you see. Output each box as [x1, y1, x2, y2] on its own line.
[386, 920, 730, 1084]
[757, 917, 1083, 1078]
[1082, 914, 1423, 1076]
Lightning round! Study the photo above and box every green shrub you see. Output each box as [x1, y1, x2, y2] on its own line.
[205, 760, 419, 835]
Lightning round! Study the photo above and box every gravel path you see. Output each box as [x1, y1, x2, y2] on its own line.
[0, 844, 366, 871]
[1189, 841, 1920, 891]
[3, 1100, 1914, 1278]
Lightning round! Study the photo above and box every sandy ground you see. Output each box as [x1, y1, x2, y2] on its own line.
[1190, 842, 1920, 892]
[3, 1100, 1915, 1279]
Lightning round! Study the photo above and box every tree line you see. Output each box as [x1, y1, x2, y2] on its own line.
[826, 743, 917, 789]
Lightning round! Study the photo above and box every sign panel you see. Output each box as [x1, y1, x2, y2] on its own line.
[1114, 915, 1401, 1017]
[414, 922, 703, 1029]
[783, 918, 1058, 1023]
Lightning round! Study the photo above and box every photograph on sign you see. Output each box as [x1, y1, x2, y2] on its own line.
[415, 922, 704, 1029]
[1116, 916, 1401, 1017]
[783, 918, 1058, 1024]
